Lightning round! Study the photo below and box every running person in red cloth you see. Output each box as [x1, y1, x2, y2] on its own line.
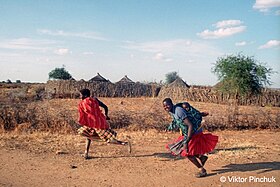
[163, 98, 218, 177]
[78, 88, 131, 159]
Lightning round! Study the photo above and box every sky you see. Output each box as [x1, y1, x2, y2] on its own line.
[0, 0, 280, 88]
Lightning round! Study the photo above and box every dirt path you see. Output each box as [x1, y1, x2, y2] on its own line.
[0, 130, 279, 187]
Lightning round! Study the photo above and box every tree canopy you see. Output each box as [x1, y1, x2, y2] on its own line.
[165, 71, 181, 84]
[48, 67, 72, 80]
[212, 53, 273, 96]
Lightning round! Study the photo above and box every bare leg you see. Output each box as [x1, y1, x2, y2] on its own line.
[83, 138, 91, 159]
[187, 156, 207, 177]
[109, 138, 127, 145]
[195, 155, 208, 166]
[187, 156, 203, 168]
[198, 155, 208, 166]
[109, 138, 131, 153]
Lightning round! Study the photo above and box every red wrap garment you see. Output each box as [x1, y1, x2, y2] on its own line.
[78, 97, 109, 130]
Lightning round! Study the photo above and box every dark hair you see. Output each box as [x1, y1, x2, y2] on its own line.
[80, 89, 91, 99]
[163, 98, 173, 105]
[182, 102, 190, 108]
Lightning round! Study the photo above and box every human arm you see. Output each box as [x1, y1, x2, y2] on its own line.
[167, 119, 177, 131]
[182, 101, 208, 117]
[200, 112, 209, 117]
[182, 117, 193, 152]
[95, 98, 110, 120]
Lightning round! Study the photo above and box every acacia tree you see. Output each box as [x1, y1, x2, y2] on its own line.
[212, 53, 273, 96]
[165, 71, 181, 84]
[48, 66, 72, 80]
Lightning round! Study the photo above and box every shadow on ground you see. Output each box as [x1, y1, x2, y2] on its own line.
[81, 152, 184, 161]
[211, 146, 258, 154]
[152, 152, 185, 161]
[213, 161, 280, 174]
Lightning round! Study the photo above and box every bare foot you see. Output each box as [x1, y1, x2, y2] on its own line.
[121, 141, 132, 153]
[195, 168, 207, 178]
[81, 152, 90, 160]
[199, 155, 208, 166]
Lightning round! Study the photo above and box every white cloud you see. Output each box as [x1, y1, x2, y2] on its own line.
[164, 58, 173, 62]
[214, 20, 243, 28]
[82, 51, 94, 55]
[130, 54, 134, 59]
[123, 39, 193, 53]
[153, 52, 173, 62]
[235, 41, 247, 46]
[154, 52, 163, 60]
[54, 48, 70, 55]
[0, 38, 56, 50]
[259, 40, 280, 49]
[197, 26, 246, 39]
[38, 29, 108, 41]
[197, 20, 246, 39]
[122, 39, 222, 60]
[253, 0, 280, 13]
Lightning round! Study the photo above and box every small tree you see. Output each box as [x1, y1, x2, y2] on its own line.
[165, 71, 181, 84]
[212, 53, 273, 96]
[48, 66, 72, 80]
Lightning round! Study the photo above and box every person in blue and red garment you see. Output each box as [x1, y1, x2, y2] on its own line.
[163, 98, 218, 177]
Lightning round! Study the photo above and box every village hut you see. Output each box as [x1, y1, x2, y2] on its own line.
[113, 75, 158, 97]
[169, 78, 190, 88]
[113, 75, 135, 97]
[84, 73, 113, 97]
[158, 77, 190, 99]
[116, 75, 135, 84]
[88, 73, 110, 82]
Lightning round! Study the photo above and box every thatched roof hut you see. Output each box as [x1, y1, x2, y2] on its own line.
[158, 77, 190, 99]
[88, 73, 109, 82]
[116, 75, 135, 84]
[169, 78, 190, 88]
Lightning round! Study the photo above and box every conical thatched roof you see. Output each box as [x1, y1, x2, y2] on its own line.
[116, 75, 134, 84]
[168, 78, 190, 88]
[88, 73, 109, 82]
[158, 77, 190, 98]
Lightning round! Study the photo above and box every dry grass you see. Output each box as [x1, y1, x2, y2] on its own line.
[0, 97, 279, 133]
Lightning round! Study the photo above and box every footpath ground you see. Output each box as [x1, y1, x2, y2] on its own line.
[0, 130, 279, 187]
